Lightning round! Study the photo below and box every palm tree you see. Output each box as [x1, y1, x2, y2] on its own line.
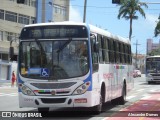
[154, 20, 160, 37]
[117, 0, 148, 40]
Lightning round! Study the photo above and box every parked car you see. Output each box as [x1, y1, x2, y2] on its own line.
[133, 70, 141, 77]
[136, 70, 141, 77]
[133, 70, 138, 78]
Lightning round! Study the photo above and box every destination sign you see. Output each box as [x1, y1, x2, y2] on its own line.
[146, 58, 160, 61]
[20, 25, 88, 39]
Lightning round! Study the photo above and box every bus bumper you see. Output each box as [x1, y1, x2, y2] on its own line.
[19, 91, 100, 108]
[146, 74, 160, 82]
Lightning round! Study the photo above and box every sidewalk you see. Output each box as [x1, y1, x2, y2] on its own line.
[0, 80, 12, 87]
[0, 80, 11, 83]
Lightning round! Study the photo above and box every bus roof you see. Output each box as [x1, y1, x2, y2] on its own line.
[24, 21, 130, 44]
[146, 55, 160, 58]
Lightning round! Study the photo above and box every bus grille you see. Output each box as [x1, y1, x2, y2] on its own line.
[41, 98, 66, 104]
[151, 74, 160, 76]
[31, 82, 76, 89]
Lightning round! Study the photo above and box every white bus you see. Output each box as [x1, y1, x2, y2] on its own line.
[17, 21, 133, 113]
[146, 56, 160, 84]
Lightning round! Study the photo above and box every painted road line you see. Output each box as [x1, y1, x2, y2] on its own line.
[140, 95, 151, 100]
[126, 96, 135, 100]
[136, 89, 144, 92]
[0, 93, 18, 96]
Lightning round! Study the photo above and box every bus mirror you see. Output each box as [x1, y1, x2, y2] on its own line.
[9, 47, 14, 60]
[90, 33, 96, 39]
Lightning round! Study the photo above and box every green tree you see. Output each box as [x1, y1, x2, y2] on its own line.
[148, 48, 160, 56]
[154, 20, 160, 37]
[118, 0, 148, 40]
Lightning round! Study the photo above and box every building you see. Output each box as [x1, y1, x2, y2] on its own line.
[147, 38, 160, 55]
[0, 0, 70, 80]
[132, 54, 146, 73]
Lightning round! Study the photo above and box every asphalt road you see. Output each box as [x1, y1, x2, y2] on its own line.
[0, 75, 160, 120]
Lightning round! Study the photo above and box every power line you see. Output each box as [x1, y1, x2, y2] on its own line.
[133, 40, 141, 69]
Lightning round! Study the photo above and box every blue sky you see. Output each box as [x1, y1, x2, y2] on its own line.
[69, 0, 160, 54]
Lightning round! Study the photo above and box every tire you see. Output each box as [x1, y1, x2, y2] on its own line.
[111, 83, 126, 105]
[93, 95, 102, 114]
[118, 84, 126, 105]
[91, 91, 103, 114]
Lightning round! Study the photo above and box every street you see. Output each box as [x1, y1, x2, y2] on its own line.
[0, 75, 160, 120]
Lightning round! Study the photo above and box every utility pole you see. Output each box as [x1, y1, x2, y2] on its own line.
[83, 0, 87, 23]
[134, 40, 141, 69]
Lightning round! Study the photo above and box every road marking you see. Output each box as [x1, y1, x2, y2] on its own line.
[136, 89, 144, 92]
[0, 93, 18, 96]
[141, 95, 151, 100]
[126, 96, 135, 100]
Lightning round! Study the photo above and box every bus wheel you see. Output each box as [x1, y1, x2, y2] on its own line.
[92, 92, 103, 114]
[112, 84, 126, 105]
[118, 84, 126, 105]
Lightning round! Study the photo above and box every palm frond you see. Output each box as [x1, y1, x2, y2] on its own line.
[155, 21, 160, 37]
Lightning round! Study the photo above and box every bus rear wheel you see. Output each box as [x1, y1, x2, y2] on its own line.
[118, 84, 126, 105]
[111, 83, 126, 105]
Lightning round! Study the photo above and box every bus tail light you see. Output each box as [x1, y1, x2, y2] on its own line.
[72, 81, 90, 95]
[19, 84, 35, 96]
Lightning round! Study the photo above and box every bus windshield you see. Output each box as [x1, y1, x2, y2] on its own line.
[146, 60, 160, 73]
[19, 40, 89, 80]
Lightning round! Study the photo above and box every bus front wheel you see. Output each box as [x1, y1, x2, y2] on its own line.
[91, 87, 104, 114]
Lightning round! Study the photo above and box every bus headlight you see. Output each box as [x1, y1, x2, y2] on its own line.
[72, 81, 90, 95]
[19, 84, 35, 96]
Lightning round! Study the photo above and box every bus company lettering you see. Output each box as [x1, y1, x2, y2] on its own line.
[103, 73, 113, 80]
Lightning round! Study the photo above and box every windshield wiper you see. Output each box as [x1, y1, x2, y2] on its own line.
[34, 39, 45, 53]
[56, 38, 72, 53]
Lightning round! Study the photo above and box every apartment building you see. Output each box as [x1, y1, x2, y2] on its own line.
[0, 0, 70, 80]
[132, 54, 146, 73]
[147, 38, 160, 55]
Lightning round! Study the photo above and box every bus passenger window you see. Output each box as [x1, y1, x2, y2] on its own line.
[90, 34, 99, 72]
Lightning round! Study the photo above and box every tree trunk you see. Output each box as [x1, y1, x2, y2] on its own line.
[129, 17, 133, 41]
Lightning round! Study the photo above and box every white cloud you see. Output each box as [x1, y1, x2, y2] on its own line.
[69, 5, 82, 22]
[134, 13, 159, 35]
[145, 13, 159, 28]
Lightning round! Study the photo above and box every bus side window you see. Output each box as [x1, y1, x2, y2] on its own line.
[116, 41, 120, 63]
[90, 34, 99, 72]
[113, 40, 116, 63]
[98, 35, 103, 63]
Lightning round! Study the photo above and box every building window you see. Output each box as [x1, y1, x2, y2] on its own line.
[24, 0, 30, 6]
[0, 9, 4, 20]
[2, 54, 8, 61]
[5, 11, 17, 22]
[61, 8, 66, 16]
[53, 4, 66, 16]
[4, 32, 18, 42]
[31, 17, 36, 24]
[31, 0, 36, 7]
[0, 31, 3, 41]
[18, 14, 29, 24]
